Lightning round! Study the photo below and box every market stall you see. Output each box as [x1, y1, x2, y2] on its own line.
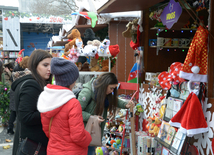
[96, 0, 214, 155]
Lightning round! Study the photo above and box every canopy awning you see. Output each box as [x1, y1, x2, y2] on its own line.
[98, 0, 165, 13]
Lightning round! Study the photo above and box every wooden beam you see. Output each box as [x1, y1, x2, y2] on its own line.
[142, 9, 150, 82]
[208, 0, 214, 98]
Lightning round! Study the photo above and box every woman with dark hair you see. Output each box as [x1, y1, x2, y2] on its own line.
[12, 49, 52, 155]
[78, 72, 135, 155]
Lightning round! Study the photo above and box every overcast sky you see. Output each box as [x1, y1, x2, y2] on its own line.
[0, 0, 19, 7]
[0, 0, 107, 10]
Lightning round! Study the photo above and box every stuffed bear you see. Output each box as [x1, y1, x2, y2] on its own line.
[89, 39, 101, 49]
[101, 59, 109, 72]
[148, 117, 162, 136]
[83, 41, 98, 57]
[64, 29, 83, 56]
[90, 58, 100, 71]
[76, 62, 82, 71]
[80, 62, 90, 71]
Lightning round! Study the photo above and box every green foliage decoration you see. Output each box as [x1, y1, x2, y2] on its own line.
[3, 10, 72, 20]
[0, 74, 10, 126]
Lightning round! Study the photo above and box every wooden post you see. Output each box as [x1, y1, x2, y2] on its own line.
[208, 0, 214, 98]
[141, 9, 150, 82]
[130, 106, 136, 155]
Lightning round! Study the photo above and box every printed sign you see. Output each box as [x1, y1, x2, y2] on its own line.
[160, 0, 182, 29]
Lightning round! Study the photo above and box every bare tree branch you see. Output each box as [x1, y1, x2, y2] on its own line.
[30, 0, 78, 16]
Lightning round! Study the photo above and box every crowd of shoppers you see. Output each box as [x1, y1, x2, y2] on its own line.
[0, 49, 135, 155]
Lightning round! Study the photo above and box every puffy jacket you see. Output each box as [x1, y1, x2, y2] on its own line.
[78, 77, 128, 137]
[37, 84, 91, 155]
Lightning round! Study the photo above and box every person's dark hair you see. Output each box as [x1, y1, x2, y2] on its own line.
[28, 49, 52, 89]
[0, 61, 3, 81]
[94, 72, 118, 116]
[4, 62, 14, 70]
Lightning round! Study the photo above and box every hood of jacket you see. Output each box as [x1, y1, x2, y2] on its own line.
[11, 69, 32, 91]
[82, 77, 96, 98]
[37, 84, 76, 118]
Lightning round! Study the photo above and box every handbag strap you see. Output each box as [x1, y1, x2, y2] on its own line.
[18, 79, 34, 141]
[49, 117, 53, 137]
[34, 143, 42, 155]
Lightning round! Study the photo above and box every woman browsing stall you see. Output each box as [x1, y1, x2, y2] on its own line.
[78, 72, 135, 155]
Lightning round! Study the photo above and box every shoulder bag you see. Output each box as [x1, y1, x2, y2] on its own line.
[85, 115, 102, 146]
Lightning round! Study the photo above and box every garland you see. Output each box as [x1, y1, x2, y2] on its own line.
[3, 10, 72, 21]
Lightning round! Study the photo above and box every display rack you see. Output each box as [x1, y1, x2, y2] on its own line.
[118, 82, 139, 155]
[149, 27, 196, 55]
[48, 47, 112, 76]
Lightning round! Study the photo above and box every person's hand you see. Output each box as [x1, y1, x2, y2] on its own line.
[97, 116, 105, 124]
[125, 100, 135, 109]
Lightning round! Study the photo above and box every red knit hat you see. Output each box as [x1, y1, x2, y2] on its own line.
[109, 44, 120, 57]
[179, 26, 208, 82]
[169, 92, 208, 137]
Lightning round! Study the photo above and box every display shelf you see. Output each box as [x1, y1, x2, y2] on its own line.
[0, 57, 17, 59]
[150, 27, 197, 31]
[107, 146, 130, 153]
[105, 131, 129, 137]
[79, 71, 109, 75]
[150, 46, 189, 49]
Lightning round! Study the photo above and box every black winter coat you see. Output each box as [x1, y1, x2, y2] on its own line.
[11, 74, 48, 155]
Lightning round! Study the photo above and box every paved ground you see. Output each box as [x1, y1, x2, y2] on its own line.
[0, 126, 14, 155]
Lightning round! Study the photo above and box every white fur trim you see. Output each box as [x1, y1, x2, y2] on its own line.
[169, 121, 181, 128]
[179, 71, 207, 82]
[180, 126, 208, 137]
[37, 86, 76, 113]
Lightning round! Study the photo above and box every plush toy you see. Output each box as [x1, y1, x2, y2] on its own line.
[122, 18, 139, 43]
[95, 147, 109, 155]
[82, 28, 100, 46]
[64, 29, 83, 56]
[80, 62, 90, 71]
[83, 41, 98, 57]
[111, 138, 122, 150]
[109, 45, 120, 57]
[110, 126, 117, 133]
[16, 49, 25, 64]
[88, 39, 101, 58]
[68, 46, 80, 63]
[75, 38, 84, 54]
[90, 57, 100, 71]
[91, 39, 101, 50]
[135, 103, 144, 115]
[118, 124, 124, 132]
[76, 62, 82, 71]
[109, 151, 119, 155]
[98, 37, 110, 55]
[100, 59, 109, 72]
[115, 109, 127, 119]
[149, 117, 162, 136]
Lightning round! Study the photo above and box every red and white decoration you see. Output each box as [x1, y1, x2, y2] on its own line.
[158, 62, 184, 90]
[169, 92, 208, 137]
